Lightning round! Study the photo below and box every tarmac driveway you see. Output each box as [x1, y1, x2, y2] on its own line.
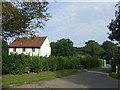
[15, 64, 119, 88]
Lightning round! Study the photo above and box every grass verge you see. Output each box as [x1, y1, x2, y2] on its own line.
[2, 69, 87, 88]
[109, 72, 120, 80]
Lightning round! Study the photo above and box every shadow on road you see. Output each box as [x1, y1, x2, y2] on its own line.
[53, 64, 118, 88]
[92, 64, 112, 73]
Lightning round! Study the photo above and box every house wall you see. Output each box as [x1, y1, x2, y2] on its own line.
[9, 48, 40, 56]
[9, 37, 51, 57]
[39, 37, 51, 57]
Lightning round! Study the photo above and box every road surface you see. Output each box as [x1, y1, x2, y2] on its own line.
[14, 64, 119, 88]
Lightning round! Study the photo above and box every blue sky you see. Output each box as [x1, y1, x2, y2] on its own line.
[37, 2, 116, 47]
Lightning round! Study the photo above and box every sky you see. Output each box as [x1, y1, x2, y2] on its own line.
[37, 2, 117, 47]
[8, 1, 117, 47]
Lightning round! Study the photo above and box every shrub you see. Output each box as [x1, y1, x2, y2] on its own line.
[48, 56, 57, 71]
[81, 56, 103, 69]
[56, 56, 65, 70]
[30, 56, 44, 73]
[109, 72, 120, 80]
[43, 57, 49, 71]
[2, 53, 104, 75]
[98, 59, 104, 67]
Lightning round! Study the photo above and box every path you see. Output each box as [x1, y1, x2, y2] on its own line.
[14, 64, 119, 88]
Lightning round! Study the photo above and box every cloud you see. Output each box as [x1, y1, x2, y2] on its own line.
[39, 2, 116, 47]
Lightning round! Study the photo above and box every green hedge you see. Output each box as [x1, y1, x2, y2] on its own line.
[2, 53, 104, 75]
[81, 56, 104, 69]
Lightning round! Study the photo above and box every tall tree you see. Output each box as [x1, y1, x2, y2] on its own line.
[102, 41, 117, 61]
[2, 2, 50, 40]
[84, 40, 104, 57]
[50, 38, 75, 56]
[108, 1, 120, 73]
[107, 2, 120, 43]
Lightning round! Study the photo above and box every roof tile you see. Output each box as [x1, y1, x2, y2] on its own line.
[9, 37, 47, 48]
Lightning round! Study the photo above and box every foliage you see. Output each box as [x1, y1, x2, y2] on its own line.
[110, 48, 120, 72]
[50, 38, 75, 56]
[74, 47, 88, 55]
[83, 40, 104, 57]
[107, 2, 120, 43]
[2, 53, 104, 75]
[107, 2, 120, 73]
[2, 39, 9, 53]
[2, 2, 50, 39]
[101, 41, 117, 61]
[29, 56, 44, 73]
[81, 56, 103, 69]
[109, 72, 120, 80]
[2, 53, 30, 75]
[2, 2, 29, 39]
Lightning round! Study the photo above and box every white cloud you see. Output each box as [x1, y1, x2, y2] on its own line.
[39, 2, 116, 47]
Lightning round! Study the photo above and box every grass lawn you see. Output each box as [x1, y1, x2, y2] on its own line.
[109, 72, 120, 80]
[2, 69, 87, 88]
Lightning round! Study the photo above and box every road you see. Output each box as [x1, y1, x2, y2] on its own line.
[14, 64, 119, 88]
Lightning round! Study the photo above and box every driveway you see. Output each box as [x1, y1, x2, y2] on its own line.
[15, 64, 119, 88]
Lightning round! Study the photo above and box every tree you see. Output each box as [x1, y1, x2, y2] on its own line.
[2, 2, 29, 39]
[2, 2, 50, 40]
[107, 2, 120, 43]
[2, 39, 9, 53]
[102, 41, 117, 61]
[108, 1, 120, 73]
[50, 38, 75, 56]
[84, 40, 104, 57]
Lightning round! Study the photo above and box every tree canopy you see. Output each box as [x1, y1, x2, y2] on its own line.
[84, 40, 104, 57]
[50, 38, 75, 56]
[2, 2, 50, 40]
[102, 41, 117, 61]
[107, 2, 120, 43]
[107, 1, 120, 73]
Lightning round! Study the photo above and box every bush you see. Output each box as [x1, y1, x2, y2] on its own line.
[48, 56, 57, 71]
[42, 57, 49, 71]
[2, 53, 104, 75]
[98, 59, 104, 67]
[2, 53, 30, 75]
[30, 56, 44, 73]
[81, 56, 103, 69]
[109, 72, 120, 80]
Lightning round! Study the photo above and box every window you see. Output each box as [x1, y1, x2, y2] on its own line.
[13, 48, 16, 52]
[22, 48, 25, 52]
[32, 48, 35, 52]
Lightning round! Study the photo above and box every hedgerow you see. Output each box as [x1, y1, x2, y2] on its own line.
[2, 53, 104, 75]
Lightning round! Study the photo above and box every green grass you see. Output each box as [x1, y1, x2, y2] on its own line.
[2, 69, 87, 88]
[109, 72, 120, 80]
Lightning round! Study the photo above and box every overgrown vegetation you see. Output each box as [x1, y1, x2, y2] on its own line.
[2, 53, 104, 75]
[109, 72, 120, 80]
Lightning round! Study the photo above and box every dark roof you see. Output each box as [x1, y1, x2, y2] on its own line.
[9, 37, 47, 48]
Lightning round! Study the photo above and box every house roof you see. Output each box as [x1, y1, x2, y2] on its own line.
[9, 36, 47, 48]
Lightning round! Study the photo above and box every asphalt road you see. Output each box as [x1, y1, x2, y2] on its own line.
[14, 64, 119, 88]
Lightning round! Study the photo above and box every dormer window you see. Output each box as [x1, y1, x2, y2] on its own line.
[22, 48, 25, 52]
[32, 48, 35, 52]
[13, 48, 16, 52]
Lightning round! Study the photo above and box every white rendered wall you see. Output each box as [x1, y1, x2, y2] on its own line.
[39, 37, 51, 57]
[9, 37, 51, 57]
[9, 48, 40, 56]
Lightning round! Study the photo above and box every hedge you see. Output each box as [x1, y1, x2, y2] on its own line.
[2, 53, 104, 75]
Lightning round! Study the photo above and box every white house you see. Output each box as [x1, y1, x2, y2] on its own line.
[9, 36, 51, 57]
